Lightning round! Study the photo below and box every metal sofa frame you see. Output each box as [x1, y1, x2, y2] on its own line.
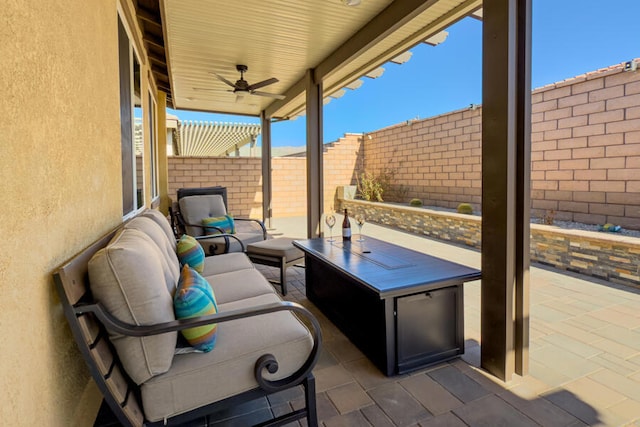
[53, 225, 321, 427]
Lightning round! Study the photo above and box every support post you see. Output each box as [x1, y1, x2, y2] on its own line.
[305, 69, 324, 238]
[481, 0, 531, 381]
[261, 112, 273, 229]
[156, 91, 170, 215]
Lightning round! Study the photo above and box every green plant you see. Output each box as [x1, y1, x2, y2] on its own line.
[409, 198, 423, 207]
[356, 171, 384, 202]
[543, 209, 556, 225]
[457, 203, 473, 215]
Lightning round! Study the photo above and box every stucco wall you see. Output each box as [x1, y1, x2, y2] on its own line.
[0, 1, 135, 424]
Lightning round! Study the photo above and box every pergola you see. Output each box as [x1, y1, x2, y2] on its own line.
[137, 0, 532, 382]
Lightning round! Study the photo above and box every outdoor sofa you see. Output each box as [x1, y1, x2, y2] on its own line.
[53, 208, 321, 426]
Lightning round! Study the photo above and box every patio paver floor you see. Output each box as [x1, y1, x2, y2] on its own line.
[95, 217, 640, 426]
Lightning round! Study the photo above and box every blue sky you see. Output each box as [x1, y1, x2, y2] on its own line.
[169, 0, 639, 147]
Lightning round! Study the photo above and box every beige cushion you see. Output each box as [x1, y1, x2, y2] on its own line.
[88, 229, 177, 384]
[204, 268, 276, 305]
[247, 237, 304, 261]
[202, 252, 254, 277]
[140, 209, 176, 250]
[179, 195, 227, 237]
[140, 293, 313, 422]
[125, 216, 180, 286]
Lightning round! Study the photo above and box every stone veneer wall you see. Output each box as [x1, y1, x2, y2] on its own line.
[338, 198, 640, 288]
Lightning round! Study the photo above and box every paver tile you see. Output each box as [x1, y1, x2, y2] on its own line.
[528, 359, 572, 388]
[588, 369, 640, 401]
[588, 337, 640, 359]
[399, 373, 463, 415]
[343, 357, 398, 390]
[427, 365, 490, 403]
[589, 307, 640, 329]
[417, 413, 467, 427]
[530, 345, 601, 378]
[452, 394, 538, 427]
[292, 392, 338, 423]
[360, 405, 394, 427]
[562, 377, 627, 409]
[564, 314, 611, 332]
[325, 382, 373, 414]
[323, 410, 372, 427]
[538, 333, 603, 358]
[605, 399, 640, 424]
[325, 335, 366, 363]
[541, 389, 602, 426]
[368, 383, 432, 427]
[532, 304, 573, 323]
[497, 390, 581, 426]
[314, 365, 355, 392]
[592, 324, 640, 351]
[589, 353, 640, 377]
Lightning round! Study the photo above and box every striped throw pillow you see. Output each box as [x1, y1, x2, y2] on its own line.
[174, 265, 218, 352]
[202, 215, 235, 235]
[176, 234, 205, 273]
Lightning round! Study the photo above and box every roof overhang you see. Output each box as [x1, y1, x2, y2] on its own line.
[139, 0, 482, 118]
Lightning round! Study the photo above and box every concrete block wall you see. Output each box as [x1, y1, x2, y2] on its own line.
[364, 61, 640, 229]
[364, 109, 482, 209]
[167, 133, 362, 219]
[530, 63, 640, 229]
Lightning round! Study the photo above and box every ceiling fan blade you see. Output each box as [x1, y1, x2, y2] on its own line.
[251, 90, 285, 100]
[211, 72, 237, 88]
[247, 77, 279, 91]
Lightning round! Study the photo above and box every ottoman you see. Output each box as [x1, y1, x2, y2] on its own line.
[246, 237, 304, 296]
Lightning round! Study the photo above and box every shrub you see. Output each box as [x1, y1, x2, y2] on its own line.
[356, 171, 384, 202]
[457, 203, 473, 215]
[409, 198, 423, 207]
[543, 209, 555, 225]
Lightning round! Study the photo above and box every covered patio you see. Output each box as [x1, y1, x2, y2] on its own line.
[241, 219, 640, 425]
[4, 0, 539, 425]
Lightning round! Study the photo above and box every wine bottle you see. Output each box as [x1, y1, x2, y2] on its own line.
[342, 208, 351, 241]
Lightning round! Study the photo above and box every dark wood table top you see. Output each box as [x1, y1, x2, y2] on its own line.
[293, 237, 481, 298]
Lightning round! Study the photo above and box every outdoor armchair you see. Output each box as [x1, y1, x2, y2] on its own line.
[174, 193, 267, 255]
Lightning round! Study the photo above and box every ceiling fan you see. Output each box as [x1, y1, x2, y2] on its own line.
[195, 64, 285, 101]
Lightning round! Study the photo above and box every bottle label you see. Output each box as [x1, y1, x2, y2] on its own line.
[342, 228, 351, 239]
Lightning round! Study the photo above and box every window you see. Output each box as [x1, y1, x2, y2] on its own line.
[118, 16, 144, 217]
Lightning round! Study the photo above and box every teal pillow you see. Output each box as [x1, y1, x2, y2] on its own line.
[176, 235, 205, 273]
[202, 215, 236, 235]
[174, 265, 218, 352]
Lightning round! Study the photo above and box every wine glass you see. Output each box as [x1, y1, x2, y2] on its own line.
[355, 214, 366, 241]
[325, 213, 336, 242]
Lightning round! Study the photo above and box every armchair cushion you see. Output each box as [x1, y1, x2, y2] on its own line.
[174, 265, 218, 352]
[202, 215, 236, 235]
[179, 195, 227, 237]
[177, 234, 205, 273]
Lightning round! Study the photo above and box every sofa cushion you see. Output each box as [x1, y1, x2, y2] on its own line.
[88, 228, 176, 385]
[125, 216, 180, 287]
[174, 265, 218, 352]
[140, 209, 177, 250]
[203, 268, 276, 305]
[177, 234, 205, 273]
[140, 293, 313, 422]
[202, 252, 254, 277]
[202, 215, 235, 235]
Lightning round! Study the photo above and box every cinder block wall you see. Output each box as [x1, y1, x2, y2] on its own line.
[364, 61, 640, 229]
[168, 62, 639, 228]
[167, 133, 362, 218]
